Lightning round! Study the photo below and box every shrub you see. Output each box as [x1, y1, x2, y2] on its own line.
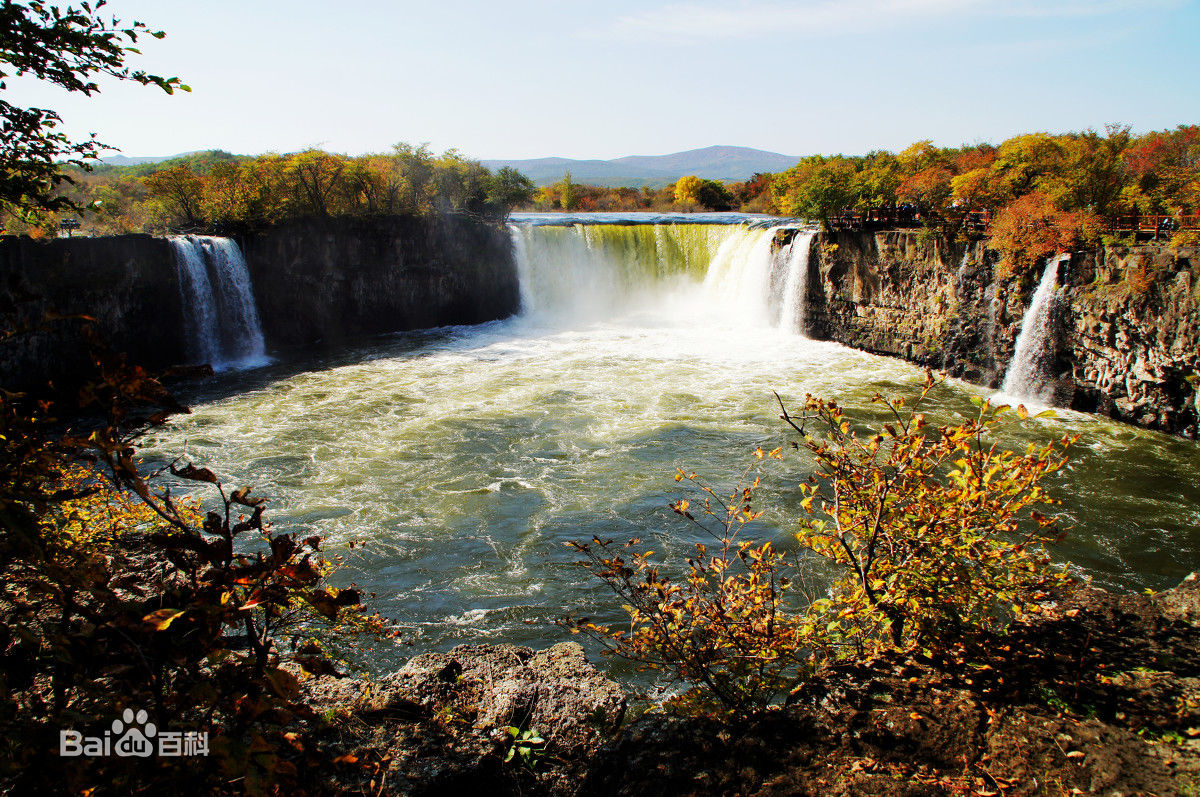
[572, 374, 1076, 714]
[0, 323, 390, 794]
[787, 373, 1076, 655]
[567, 456, 814, 714]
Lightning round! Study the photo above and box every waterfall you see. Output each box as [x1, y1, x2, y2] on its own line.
[1000, 256, 1062, 404]
[509, 223, 732, 324]
[169, 235, 268, 370]
[509, 220, 818, 333]
[778, 232, 816, 336]
[699, 225, 784, 324]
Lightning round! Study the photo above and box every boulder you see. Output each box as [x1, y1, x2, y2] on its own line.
[362, 642, 625, 756]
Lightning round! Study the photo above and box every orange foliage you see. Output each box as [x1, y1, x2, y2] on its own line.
[988, 191, 1103, 279]
[954, 145, 998, 174]
[898, 164, 954, 214]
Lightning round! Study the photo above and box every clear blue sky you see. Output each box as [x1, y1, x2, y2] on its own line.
[8, 0, 1200, 161]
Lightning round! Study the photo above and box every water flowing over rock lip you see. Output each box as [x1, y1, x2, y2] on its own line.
[168, 234, 269, 372]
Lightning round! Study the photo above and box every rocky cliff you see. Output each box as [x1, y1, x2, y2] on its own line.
[238, 214, 519, 350]
[297, 575, 1200, 796]
[0, 215, 520, 389]
[797, 230, 1200, 438]
[0, 233, 185, 390]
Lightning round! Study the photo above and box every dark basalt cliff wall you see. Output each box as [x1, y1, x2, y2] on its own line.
[797, 229, 1200, 437]
[239, 214, 519, 349]
[0, 215, 520, 389]
[0, 233, 186, 389]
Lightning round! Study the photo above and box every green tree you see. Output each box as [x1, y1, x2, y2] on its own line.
[1054, 125, 1131, 218]
[773, 156, 858, 229]
[854, 151, 902, 211]
[392, 142, 436, 213]
[487, 166, 535, 213]
[0, 0, 188, 225]
[432, 148, 491, 215]
[696, 178, 735, 211]
[556, 171, 579, 211]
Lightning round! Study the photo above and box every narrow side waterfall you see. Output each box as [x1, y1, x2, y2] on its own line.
[1000, 256, 1062, 404]
[509, 221, 814, 330]
[777, 232, 816, 336]
[169, 235, 268, 370]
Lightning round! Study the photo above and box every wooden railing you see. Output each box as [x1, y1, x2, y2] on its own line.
[824, 207, 1196, 241]
[826, 205, 924, 231]
[825, 206, 991, 232]
[1113, 214, 1200, 239]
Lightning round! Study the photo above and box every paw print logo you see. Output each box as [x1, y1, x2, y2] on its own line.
[112, 708, 157, 758]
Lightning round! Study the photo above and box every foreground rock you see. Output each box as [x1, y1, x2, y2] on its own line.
[298, 574, 1200, 795]
[305, 642, 625, 795]
[582, 573, 1200, 796]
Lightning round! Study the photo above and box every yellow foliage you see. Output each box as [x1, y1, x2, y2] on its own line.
[43, 465, 199, 552]
[786, 373, 1075, 654]
[673, 175, 704, 207]
[573, 373, 1075, 714]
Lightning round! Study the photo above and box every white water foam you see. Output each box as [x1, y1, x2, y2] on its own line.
[510, 220, 814, 334]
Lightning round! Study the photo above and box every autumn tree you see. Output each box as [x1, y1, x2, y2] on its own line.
[673, 174, 704, 208]
[144, 165, 205, 228]
[785, 378, 1075, 651]
[342, 154, 395, 215]
[284, 149, 347, 217]
[988, 190, 1103, 279]
[730, 172, 774, 212]
[897, 163, 954, 217]
[986, 133, 1067, 205]
[1120, 124, 1200, 215]
[200, 160, 254, 225]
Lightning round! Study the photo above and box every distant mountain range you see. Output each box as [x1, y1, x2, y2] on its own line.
[99, 145, 803, 187]
[481, 146, 802, 187]
[99, 152, 204, 166]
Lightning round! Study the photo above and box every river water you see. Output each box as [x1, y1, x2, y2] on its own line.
[141, 214, 1200, 678]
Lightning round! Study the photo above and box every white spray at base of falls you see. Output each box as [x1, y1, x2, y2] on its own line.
[509, 221, 816, 332]
[999, 256, 1062, 405]
[170, 235, 268, 371]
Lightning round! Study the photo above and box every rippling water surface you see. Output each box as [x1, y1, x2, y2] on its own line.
[142, 219, 1200, 680]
